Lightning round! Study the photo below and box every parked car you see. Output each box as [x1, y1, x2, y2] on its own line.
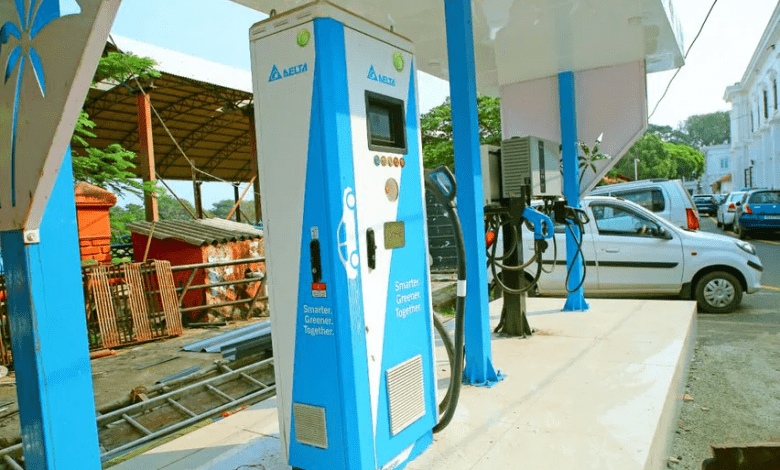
[693, 194, 718, 216]
[716, 191, 746, 230]
[522, 196, 763, 313]
[588, 179, 700, 230]
[734, 189, 780, 239]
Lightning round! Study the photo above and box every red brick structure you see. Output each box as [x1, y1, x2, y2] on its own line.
[75, 182, 117, 264]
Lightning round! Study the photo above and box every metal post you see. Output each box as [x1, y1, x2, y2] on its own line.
[444, 0, 501, 385]
[245, 107, 263, 225]
[136, 92, 159, 222]
[193, 180, 203, 218]
[558, 72, 589, 312]
[0, 150, 101, 469]
[233, 183, 241, 222]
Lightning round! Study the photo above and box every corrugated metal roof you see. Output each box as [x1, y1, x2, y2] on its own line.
[128, 219, 263, 246]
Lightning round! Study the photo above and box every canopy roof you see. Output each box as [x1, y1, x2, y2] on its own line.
[81, 36, 255, 182]
[231, 0, 684, 95]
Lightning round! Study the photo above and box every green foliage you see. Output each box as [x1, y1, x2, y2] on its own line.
[420, 96, 502, 169]
[577, 136, 610, 187]
[72, 52, 160, 196]
[109, 193, 196, 242]
[647, 111, 730, 149]
[209, 199, 257, 223]
[609, 134, 704, 181]
[109, 202, 144, 242]
[93, 51, 160, 85]
[680, 111, 730, 148]
[664, 142, 705, 179]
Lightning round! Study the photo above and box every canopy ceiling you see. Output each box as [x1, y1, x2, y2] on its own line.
[79, 37, 255, 182]
[230, 0, 685, 96]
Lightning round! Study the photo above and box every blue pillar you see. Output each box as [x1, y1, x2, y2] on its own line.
[443, 0, 501, 386]
[0, 150, 101, 469]
[558, 72, 589, 312]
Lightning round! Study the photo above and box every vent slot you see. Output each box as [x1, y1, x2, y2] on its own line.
[293, 403, 328, 449]
[386, 355, 426, 436]
[501, 137, 532, 198]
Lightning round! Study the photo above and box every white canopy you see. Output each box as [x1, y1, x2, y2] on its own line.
[229, 0, 684, 96]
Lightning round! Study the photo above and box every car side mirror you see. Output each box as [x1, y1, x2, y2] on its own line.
[658, 228, 673, 240]
[735, 202, 741, 206]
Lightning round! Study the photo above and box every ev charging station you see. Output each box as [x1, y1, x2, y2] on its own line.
[249, 4, 439, 469]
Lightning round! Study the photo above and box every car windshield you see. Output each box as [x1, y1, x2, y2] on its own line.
[728, 193, 744, 202]
[748, 191, 780, 204]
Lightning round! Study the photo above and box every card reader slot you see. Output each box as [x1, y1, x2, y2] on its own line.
[366, 228, 377, 270]
[310, 239, 322, 282]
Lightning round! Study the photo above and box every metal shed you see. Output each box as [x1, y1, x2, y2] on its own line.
[128, 218, 266, 322]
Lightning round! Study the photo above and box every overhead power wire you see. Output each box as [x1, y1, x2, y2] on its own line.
[648, 0, 719, 120]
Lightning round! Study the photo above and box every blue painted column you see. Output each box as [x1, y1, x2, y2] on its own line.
[443, 0, 501, 385]
[558, 72, 589, 311]
[0, 150, 102, 469]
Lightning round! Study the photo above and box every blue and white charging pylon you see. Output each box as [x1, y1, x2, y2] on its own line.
[249, 5, 439, 469]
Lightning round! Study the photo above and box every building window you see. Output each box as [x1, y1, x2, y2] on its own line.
[751, 110, 754, 132]
[721, 158, 729, 169]
[764, 90, 769, 119]
[774, 79, 778, 110]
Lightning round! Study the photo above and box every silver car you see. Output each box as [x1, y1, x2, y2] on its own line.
[716, 191, 746, 231]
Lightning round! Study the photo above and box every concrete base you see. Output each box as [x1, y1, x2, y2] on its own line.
[112, 297, 696, 470]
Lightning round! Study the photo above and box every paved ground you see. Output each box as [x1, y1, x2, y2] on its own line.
[667, 217, 780, 469]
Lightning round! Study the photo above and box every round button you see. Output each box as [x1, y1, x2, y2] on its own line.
[385, 178, 399, 202]
[381, 156, 387, 166]
[374, 155, 380, 166]
[393, 157, 399, 167]
[400, 158, 406, 168]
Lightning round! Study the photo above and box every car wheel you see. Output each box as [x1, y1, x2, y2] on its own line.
[724, 223, 733, 231]
[738, 224, 749, 240]
[716, 219, 722, 228]
[695, 271, 743, 314]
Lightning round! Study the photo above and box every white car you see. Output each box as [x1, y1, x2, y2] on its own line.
[588, 179, 701, 230]
[716, 191, 746, 230]
[521, 196, 763, 313]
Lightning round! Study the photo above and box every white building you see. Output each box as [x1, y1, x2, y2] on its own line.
[724, 3, 780, 191]
[702, 144, 733, 194]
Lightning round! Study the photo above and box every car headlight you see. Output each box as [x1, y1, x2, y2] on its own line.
[734, 240, 756, 255]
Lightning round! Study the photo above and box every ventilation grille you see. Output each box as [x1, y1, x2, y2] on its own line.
[294, 403, 328, 449]
[501, 137, 532, 198]
[386, 355, 426, 436]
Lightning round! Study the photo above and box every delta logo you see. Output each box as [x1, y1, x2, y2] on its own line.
[367, 65, 396, 86]
[268, 63, 309, 82]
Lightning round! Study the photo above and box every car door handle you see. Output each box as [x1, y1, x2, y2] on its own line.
[604, 248, 620, 253]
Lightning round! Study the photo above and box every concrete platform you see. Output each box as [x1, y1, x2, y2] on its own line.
[111, 297, 696, 470]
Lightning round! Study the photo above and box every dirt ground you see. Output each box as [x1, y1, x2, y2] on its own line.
[668, 316, 780, 469]
[0, 318, 269, 447]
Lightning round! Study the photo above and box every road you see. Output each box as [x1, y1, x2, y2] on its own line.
[699, 215, 780, 328]
[668, 216, 780, 469]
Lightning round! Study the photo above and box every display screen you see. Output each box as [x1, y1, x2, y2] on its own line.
[384, 221, 406, 249]
[368, 108, 392, 142]
[366, 91, 407, 153]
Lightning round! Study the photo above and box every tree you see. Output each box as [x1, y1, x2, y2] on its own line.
[664, 142, 705, 180]
[609, 134, 704, 181]
[72, 52, 161, 196]
[679, 111, 730, 148]
[109, 192, 196, 242]
[420, 96, 501, 168]
[610, 134, 672, 180]
[209, 199, 256, 222]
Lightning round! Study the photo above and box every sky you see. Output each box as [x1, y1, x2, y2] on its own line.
[109, 0, 778, 211]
